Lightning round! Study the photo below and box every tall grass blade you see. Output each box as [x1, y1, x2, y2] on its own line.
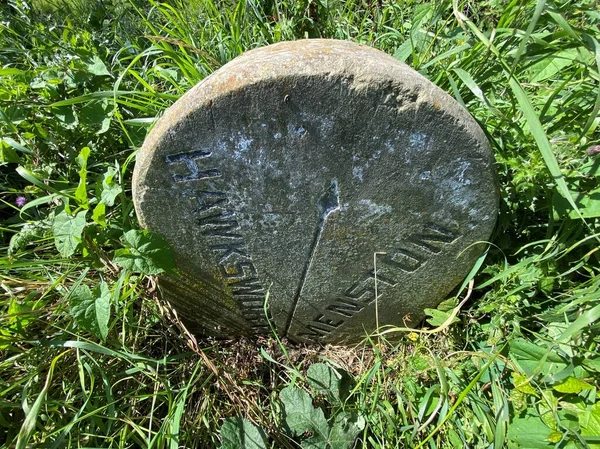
[510, 0, 546, 77]
[455, 10, 585, 220]
[16, 351, 70, 449]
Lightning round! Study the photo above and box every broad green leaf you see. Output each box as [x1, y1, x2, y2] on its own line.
[393, 40, 412, 62]
[80, 100, 112, 134]
[280, 386, 328, 444]
[512, 372, 538, 396]
[0, 144, 20, 163]
[579, 402, 600, 447]
[553, 377, 595, 394]
[509, 338, 568, 378]
[508, 415, 554, 448]
[53, 105, 79, 129]
[86, 55, 111, 76]
[92, 203, 106, 226]
[554, 189, 600, 219]
[528, 49, 579, 83]
[52, 210, 87, 257]
[546, 431, 563, 444]
[0, 67, 25, 76]
[96, 167, 122, 207]
[7, 298, 35, 332]
[328, 412, 365, 449]
[583, 359, 600, 373]
[412, 3, 434, 31]
[424, 307, 459, 327]
[307, 363, 342, 403]
[113, 229, 175, 275]
[219, 417, 268, 449]
[69, 281, 111, 339]
[75, 147, 90, 208]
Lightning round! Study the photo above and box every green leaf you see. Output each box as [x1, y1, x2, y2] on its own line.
[546, 431, 563, 444]
[92, 203, 106, 226]
[328, 412, 365, 449]
[512, 372, 538, 396]
[219, 417, 268, 449]
[528, 49, 579, 83]
[113, 229, 176, 275]
[79, 100, 112, 134]
[424, 307, 459, 327]
[0, 67, 25, 76]
[2, 137, 33, 155]
[307, 363, 342, 403]
[9, 221, 47, 255]
[53, 105, 79, 129]
[280, 386, 329, 444]
[508, 415, 555, 448]
[393, 40, 413, 62]
[553, 189, 600, 219]
[0, 143, 20, 163]
[509, 338, 568, 379]
[412, 3, 434, 31]
[69, 281, 111, 339]
[75, 146, 90, 208]
[553, 377, 595, 394]
[452, 68, 501, 116]
[7, 298, 35, 333]
[16, 351, 69, 449]
[52, 210, 87, 257]
[86, 55, 111, 76]
[579, 402, 600, 446]
[96, 166, 122, 207]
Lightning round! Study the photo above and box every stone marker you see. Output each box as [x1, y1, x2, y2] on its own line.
[132, 39, 498, 344]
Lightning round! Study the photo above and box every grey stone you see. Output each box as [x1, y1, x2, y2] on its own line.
[132, 39, 498, 344]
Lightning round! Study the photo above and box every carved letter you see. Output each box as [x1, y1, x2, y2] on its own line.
[230, 276, 265, 298]
[212, 241, 250, 263]
[314, 314, 343, 329]
[221, 261, 256, 280]
[198, 211, 242, 238]
[381, 248, 425, 273]
[165, 150, 221, 182]
[327, 298, 364, 318]
[408, 223, 458, 253]
[193, 191, 228, 214]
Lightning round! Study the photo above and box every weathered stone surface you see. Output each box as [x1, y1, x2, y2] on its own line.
[132, 39, 498, 344]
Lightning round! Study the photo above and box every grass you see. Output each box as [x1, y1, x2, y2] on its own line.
[1, 0, 599, 447]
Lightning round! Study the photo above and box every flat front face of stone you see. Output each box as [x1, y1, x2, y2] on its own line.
[133, 39, 498, 344]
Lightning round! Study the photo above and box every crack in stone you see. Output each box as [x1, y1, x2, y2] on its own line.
[283, 179, 340, 336]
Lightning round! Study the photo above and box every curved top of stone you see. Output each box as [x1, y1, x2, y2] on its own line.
[133, 39, 498, 344]
[134, 40, 488, 196]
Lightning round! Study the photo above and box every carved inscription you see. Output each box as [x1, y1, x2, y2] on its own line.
[166, 150, 222, 182]
[297, 223, 459, 339]
[165, 150, 269, 333]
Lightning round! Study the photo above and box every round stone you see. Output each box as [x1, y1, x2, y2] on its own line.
[132, 39, 498, 344]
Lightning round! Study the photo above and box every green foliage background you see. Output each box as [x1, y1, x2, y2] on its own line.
[1, 0, 599, 447]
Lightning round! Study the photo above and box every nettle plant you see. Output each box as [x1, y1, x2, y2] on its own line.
[219, 362, 365, 449]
